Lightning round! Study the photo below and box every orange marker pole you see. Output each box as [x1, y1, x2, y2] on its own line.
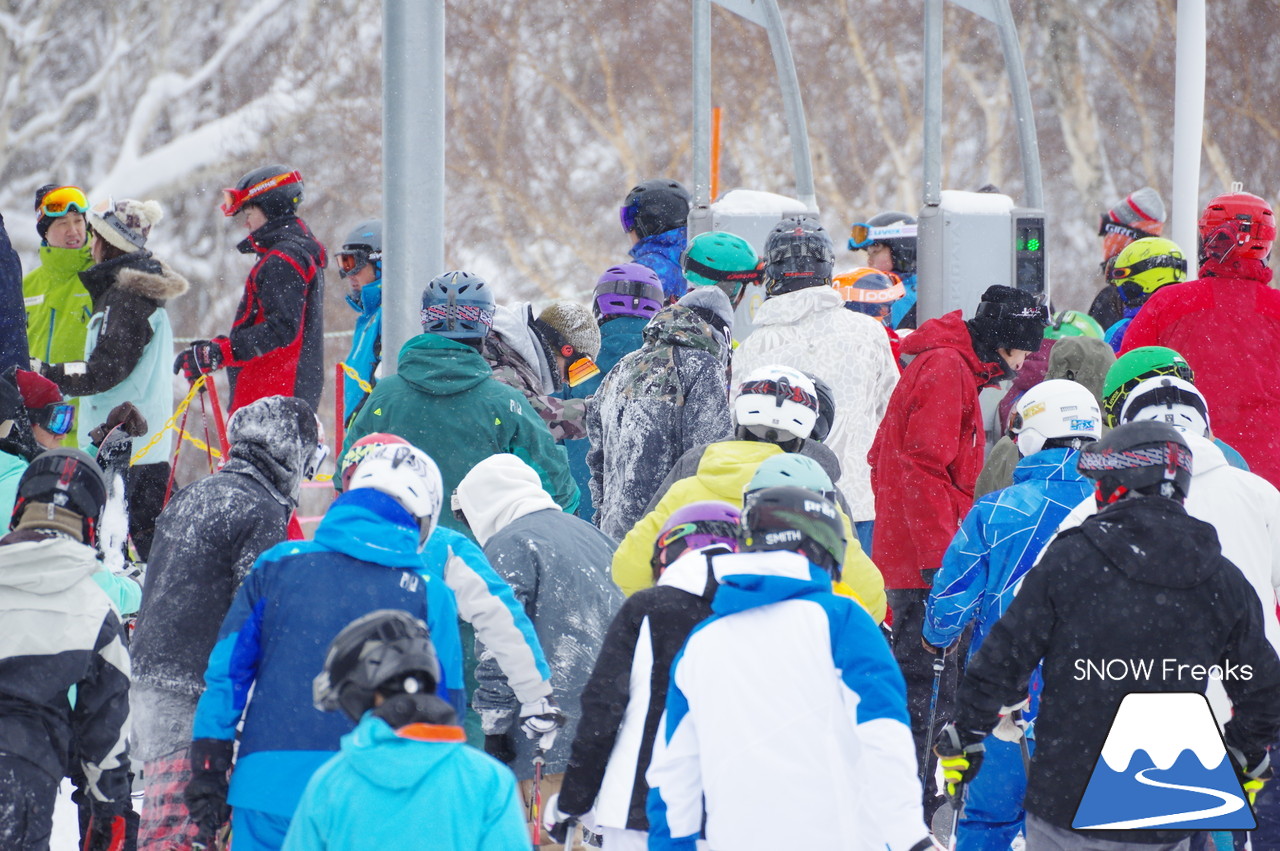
[710, 106, 723, 202]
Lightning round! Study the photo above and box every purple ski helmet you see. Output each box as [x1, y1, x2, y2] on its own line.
[652, 500, 741, 574]
[593, 263, 664, 322]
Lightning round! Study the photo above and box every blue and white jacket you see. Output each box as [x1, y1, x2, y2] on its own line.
[192, 489, 458, 818]
[630, 228, 688, 301]
[341, 280, 382, 424]
[645, 550, 928, 851]
[924, 446, 1093, 661]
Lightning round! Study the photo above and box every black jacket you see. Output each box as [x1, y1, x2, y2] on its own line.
[558, 549, 717, 830]
[227, 215, 326, 411]
[0, 214, 26, 374]
[956, 496, 1280, 843]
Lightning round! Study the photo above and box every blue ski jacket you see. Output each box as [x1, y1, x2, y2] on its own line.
[630, 228, 688, 301]
[341, 280, 382, 424]
[889, 271, 917, 330]
[191, 488, 453, 818]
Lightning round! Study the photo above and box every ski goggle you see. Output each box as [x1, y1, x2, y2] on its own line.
[566, 354, 601, 388]
[337, 247, 382, 279]
[1108, 253, 1187, 282]
[848, 221, 917, 251]
[33, 403, 74, 436]
[619, 204, 639, 234]
[37, 186, 89, 219]
[736, 378, 819, 413]
[220, 170, 302, 217]
[656, 520, 741, 552]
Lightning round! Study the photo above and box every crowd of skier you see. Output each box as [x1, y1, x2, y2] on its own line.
[1, 165, 1279, 851]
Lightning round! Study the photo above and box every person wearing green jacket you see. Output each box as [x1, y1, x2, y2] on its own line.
[24, 184, 95, 365]
[341, 270, 579, 538]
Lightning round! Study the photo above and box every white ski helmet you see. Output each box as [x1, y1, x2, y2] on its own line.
[1010, 378, 1102, 457]
[1118, 375, 1210, 437]
[733, 365, 820, 443]
[346, 444, 443, 551]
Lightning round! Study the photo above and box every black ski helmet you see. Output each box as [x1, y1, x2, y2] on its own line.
[10, 448, 108, 544]
[858, 211, 918, 275]
[621, 179, 691, 239]
[222, 164, 304, 219]
[740, 485, 846, 577]
[763, 216, 835, 295]
[312, 609, 442, 722]
[1076, 420, 1193, 505]
[804, 372, 837, 443]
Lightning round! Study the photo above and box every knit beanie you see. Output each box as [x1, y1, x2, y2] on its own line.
[677, 285, 735, 340]
[1100, 187, 1166, 261]
[14, 369, 62, 411]
[535, 301, 602, 359]
[968, 285, 1047, 353]
[34, 183, 60, 242]
[88, 199, 163, 253]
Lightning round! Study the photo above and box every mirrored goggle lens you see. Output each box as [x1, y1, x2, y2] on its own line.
[39, 187, 89, 218]
[1109, 254, 1187, 280]
[220, 188, 243, 216]
[337, 252, 363, 277]
[40, 404, 75, 436]
[848, 223, 872, 249]
[619, 205, 637, 233]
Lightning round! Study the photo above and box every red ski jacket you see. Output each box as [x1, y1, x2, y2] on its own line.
[1122, 271, 1280, 489]
[868, 311, 1004, 590]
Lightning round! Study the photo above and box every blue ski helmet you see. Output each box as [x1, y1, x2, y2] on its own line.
[420, 271, 495, 340]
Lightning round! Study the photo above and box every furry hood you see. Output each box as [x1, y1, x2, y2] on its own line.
[79, 251, 189, 306]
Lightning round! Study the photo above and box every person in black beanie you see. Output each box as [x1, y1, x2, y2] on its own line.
[868, 283, 1046, 821]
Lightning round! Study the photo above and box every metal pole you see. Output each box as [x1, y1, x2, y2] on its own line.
[688, 0, 715, 238]
[382, 0, 445, 373]
[991, 0, 1043, 208]
[922, 0, 943, 207]
[1171, 0, 1206, 261]
[759, 0, 816, 212]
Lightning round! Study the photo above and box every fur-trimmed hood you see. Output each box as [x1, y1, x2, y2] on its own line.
[79, 250, 189, 308]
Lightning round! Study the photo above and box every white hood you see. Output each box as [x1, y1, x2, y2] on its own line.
[750, 285, 845, 327]
[0, 536, 100, 595]
[456, 453, 560, 546]
[491, 303, 555, 393]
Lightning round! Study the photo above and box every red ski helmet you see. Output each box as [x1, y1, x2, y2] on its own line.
[1198, 190, 1275, 264]
[339, 432, 410, 491]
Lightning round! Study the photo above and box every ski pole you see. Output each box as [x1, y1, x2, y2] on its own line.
[1014, 708, 1032, 775]
[922, 654, 947, 782]
[163, 393, 194, 506]
[201, 373, 231, 460]
[529, 745, 546, 849]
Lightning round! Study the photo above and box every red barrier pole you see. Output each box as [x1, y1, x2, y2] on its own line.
[202, 375, 231, 459]
[335, 363, 345, 455]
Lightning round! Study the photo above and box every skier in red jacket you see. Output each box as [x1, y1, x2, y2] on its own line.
[1121, 188, 1280, 489]
[867, 283, 1046, 820]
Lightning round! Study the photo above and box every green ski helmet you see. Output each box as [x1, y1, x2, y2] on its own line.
[1045, 310, 1104, 340]
[1101, 346, 1195, 428]
[744, 454, 836, 504]
[682, 230, 761, 300]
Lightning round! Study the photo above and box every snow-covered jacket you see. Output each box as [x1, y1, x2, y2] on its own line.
[630, 227, 688, 301]
[191, 489, 442, 818]
[1052, 431, 1280, 655]
[43, 251, 187, 459]
[0, 215, 26, 373]
[869, 311, 1005, 590]
[732, 285, 899, 522]
[0, 531, 131, 806]
[925, 447, 1093, 661]
[225, 215, 327, 412]
[343, 332, 579, 534]
[483, 303, 587, 441]
[132, 397, 316, 698]
[1122, 272, 1280, 489]
[341, 279, 381, 424]
[646, 551, 929, 851]
[23, 242, 93, 365]
[457, 454, 622, 779]
[283, 712, 527, 850]
[559, 547, 718, 831]
[587, 302, 732, 540]
[612, 440, 886, 621]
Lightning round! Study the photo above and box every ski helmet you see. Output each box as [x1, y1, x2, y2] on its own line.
[1077, 420, 1193, 505]
[593, 264, 664, 322]
[1009, 379, 1101, 457]
[740, 486, 846, 578]
[1107, 237, 1187, 306]
[1119, 375, 1210, 437]
[652, 500, 741, 573]
[220, 164, 304, 219]
[1044, 310, 1104, 340]
[763, 216, 835, 295]
[681, 231, 761, 300]
[734, 365, 821, 444]
[1101, 347, 1195, 428]
[420, 271, 495, 340]
[848, 211, 918, 274]
[339, 432, 411, 491]
[620, 179, 691, 239]
[832, 267, 906, 325]
[1198, 190, 1275, 265]
[313, 609, 441, 722]
[10, 448, 108, 545]
[336, 219, 383, 280]
[807, 373, 836, 444]
[346, 444, 443, 551]
[744, 453, 835, 502]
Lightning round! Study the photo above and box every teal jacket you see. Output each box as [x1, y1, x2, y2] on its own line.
[343, 334, 578, 535]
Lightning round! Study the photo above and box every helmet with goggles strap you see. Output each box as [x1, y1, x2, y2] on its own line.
[763, 216, 835, 295]
[337, 219, 383, 280]
[1101, 346, 1195, 428]
[651, 500, 741, 576]
[733, 365, 820, 444]
[221, 164, 304, 218]
[1198, 187, 1276, 266]
[1077, 420, 1193, 506]
[420, 271, 495, 340]
[593, 264, 664, 321]
[345, 444, 443, 552]
[741, 486, 846, 578]
[620, 179, 691, 239]
[682, 231, 761, 300]
[848, 211, 918, 274]
[1107, 237, 1187, 305]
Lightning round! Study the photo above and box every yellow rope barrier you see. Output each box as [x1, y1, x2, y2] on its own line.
[131, 376, 224, 464]
[338, 361, 373, 395]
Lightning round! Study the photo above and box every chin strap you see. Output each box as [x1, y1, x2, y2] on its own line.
[373, 692, 457, 728]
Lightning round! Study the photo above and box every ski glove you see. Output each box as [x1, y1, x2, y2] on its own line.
[89, 401, 148, 446]
[174, 337, 232, 381]
[1228, 744, 1272, 805]
[185, 738, 234, 843]
[934, 723, 986, 797]
[520, 696, 566, 749]
[484, 732, 517, 765]
[83, 798, 127, 851]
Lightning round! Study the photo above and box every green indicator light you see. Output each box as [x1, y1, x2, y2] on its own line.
[1027, 237, 1041, 252]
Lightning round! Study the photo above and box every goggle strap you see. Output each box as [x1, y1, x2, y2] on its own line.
[683, 255, 762, 284]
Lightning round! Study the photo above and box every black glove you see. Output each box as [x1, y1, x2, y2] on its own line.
[174, 337, 231, 381]
[484, 732, 517, 765]
[89, 401, 148, 446]
[1228, 744, 1272, 805]
[82, 800, 127, 851]
[934, 722, 987, 798]
[184, 739, 233, 843]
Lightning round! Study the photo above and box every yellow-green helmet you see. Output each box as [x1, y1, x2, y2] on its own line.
[1108, 237, 1188, 305]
